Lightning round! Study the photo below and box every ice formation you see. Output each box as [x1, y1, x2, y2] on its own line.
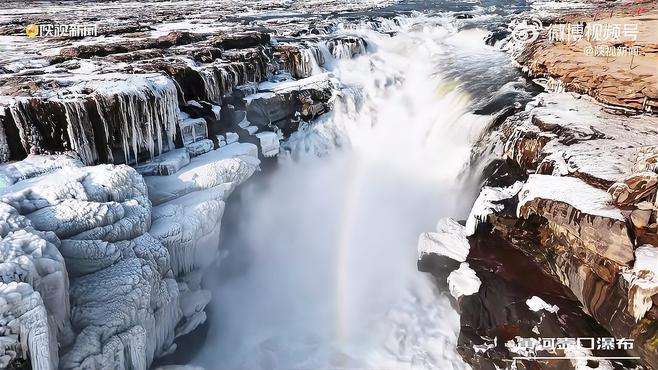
[4, 75, 179, 165]
[525, 296, 559, 313]
[0, 133, 262, 369]
[0, 282, 55, 369]
[417, 217, 470, 262]
[447, 263, 482, 299]
[465, 182, 523, 236]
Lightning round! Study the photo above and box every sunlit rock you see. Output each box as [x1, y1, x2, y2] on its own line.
[608, 171, 658, 207]
[517, 174, 633, 267]
[622, 245, 658, 322]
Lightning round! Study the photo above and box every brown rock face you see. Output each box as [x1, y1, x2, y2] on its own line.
[212, 31, 271, 50]
[472, 92, 658, 368]
[58, 31, 204, 60]
[515, 12, 658, 113]
[609, 171, 658, 207]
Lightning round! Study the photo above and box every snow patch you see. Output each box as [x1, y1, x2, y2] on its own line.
[466, 182, 523, 236]
[447, 262, 481, 299]
[517, 175, 624, 221]
[418, 218, 469, 262]
[525, 296, 559, 313]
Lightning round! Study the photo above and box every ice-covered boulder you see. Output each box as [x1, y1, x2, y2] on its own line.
[0, 159, 181, 369]
[418, 218, 470, 263]
[243, 73, 337, 134]
[136, 149, 191, 177]
[0, 282, 55, 370]
[148, 143, 259, 276]
[145, 143, 259, 206]
[256, 132, 281, 157]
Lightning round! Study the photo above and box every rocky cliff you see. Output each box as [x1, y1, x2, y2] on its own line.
[418, 2, 658, 369]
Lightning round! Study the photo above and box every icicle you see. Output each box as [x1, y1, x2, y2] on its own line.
[90, 75, 179, 164]
[63, 99, 97, 165]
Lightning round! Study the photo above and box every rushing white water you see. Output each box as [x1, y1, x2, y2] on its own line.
[194, 15, 498, 370]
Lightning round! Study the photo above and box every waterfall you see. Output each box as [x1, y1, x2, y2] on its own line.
[190, 14, 507, 370]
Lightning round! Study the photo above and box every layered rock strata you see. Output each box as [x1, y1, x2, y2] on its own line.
[512, 4, 658, 113]
[457, 92, 658, 368]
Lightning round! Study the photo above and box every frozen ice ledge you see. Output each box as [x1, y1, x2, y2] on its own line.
[0, 17, 370, 370]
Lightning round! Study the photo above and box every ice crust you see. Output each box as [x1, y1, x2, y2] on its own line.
[0, 135, 261, 369]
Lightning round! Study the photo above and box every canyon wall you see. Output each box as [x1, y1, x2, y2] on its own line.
[418, 3, 658, 368]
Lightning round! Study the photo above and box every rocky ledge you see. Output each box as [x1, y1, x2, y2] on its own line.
[0, 1, 382, 368]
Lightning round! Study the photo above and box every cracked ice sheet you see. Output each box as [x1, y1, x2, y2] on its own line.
[145, 143, 260, 205]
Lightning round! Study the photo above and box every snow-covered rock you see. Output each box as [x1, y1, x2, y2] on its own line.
[225, 132, 239, 144]
[465, 182, 523, 236]
[622, 245, 658, 322]
[256, 132, 281, 157]
[145, 143, 259, 206]
[418, 218, 470, 263]
[136, 149, 191, 177]
[525, 296, 559, 313]
[474, 91, 658, 368]
[447, 263, 481, 299]
[185, 139, 214, 158]
[517, 174, 633, 266]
